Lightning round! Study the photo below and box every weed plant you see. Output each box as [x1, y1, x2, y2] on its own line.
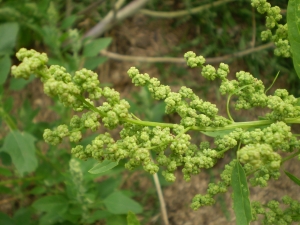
[2, 0, 300, 225]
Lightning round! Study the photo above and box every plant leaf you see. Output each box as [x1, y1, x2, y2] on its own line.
[103, 191, 143, 214]
[201, 129, 235, 138]
[0, 22, 19, 55]
[9, 75, 35, 91]
[0, 55, 11, 85]
[284, 171, 300, 186]
[231, 161, 252, 225]
[0, 211, 15, 225]
[0, 131, 37, 175]
[84, 56, 107, 70]
[32, 195, 69, 215]
[288, 0, 300, 78]
[83, 38, 112, 57]
[88, 160, 118, 174]
[127, 211, 140, 225]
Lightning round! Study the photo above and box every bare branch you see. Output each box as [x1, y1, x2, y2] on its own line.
[84, 0, 150, 38]
[100, 43, 274, 64]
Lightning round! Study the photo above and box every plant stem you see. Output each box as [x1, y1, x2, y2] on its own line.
[151, 160, 169, 225]
[281, 150, 300, 164]
[139, 0, 233, 18]
[0, 176, 43, 185]
[0, 106, 17, 131]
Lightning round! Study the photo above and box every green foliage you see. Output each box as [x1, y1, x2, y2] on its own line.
[0, 131, 37, 176]
[287, 0, 300, 78]
[88, 160, 119, 174]
[284, 171, 300, 186]
[127, 211, 141, 225]
[231, 161, 252, 225]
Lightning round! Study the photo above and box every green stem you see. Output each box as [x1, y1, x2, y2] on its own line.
[0, 107, 17, 130]
[0, 176, 43, 185]
[265, 71, 280, 94]
[226, 94, 234, 122]
[281, 150, 300, 164]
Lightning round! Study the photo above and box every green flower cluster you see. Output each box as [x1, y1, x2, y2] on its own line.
[251, 0, 290, 57]
[11, 48, 300, 219]
[128, 66, 231, 128]
[266, 89, 300, 120]
[191, 160, 236, 210]
[252, 196, 300, 224]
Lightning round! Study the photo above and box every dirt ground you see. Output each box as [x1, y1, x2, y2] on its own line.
[5, 5, 300, 225]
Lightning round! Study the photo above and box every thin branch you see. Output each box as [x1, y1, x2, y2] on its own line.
[139, 0, 233, 18]
[77, 0, 106, 15]
[152, 171, 169, 225]
[251, 7, 256, 48]
[100, 43, 274, 64]
[84, 0, 150, 38]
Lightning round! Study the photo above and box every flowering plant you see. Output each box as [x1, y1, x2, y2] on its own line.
[10, 0, 300, 224]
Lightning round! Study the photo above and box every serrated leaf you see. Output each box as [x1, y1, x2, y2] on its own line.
[0, 131, 37, 175]
[83, 38, 112, 57]
[288, 0, 300, 78]
[127, 211, 140, 225]
[231, 161, 252, 225]
[88, 160, 118, 174]
[285, 171, 300, 186]
[0, 55, 11, 85]
[0, 22, 19, 55]
[103, 191, 143, 214]
[32, 195, 69, 214]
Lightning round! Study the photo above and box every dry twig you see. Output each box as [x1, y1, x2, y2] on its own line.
[100, 43, 274, 64]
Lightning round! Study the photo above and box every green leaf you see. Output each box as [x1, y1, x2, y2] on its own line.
[106, 215, 127, 225]
[39, 211, 64, 225]
[288, 0, 300, 78]
[0, 185, 12, 194]
[0, 22, 19, 55]
[84, 56, 107, 70]
[0, 211, 15, 225]
[0, 131, 37, 175]
[201, 129, 235, 138]
[96, 177, 122, 198]
[103, 191, 143, 214]
[284, 171, 300, 186]
[13, 207, 34, 225]
[60, 15, 77, 29]
[231, 161, 252, 225]
[32, 195, 69, 214]
[83, 38, 112, 57]
[127, 211, 140, 225]
[88, 160, 118, 174]
[0, 55, 11, 85]
[9, 75, 35, 91]
[29, 186, 47, 195]
[0, 167, 12, 177]
[150, 102, 166, 122]
[86, 210, 112, 223]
